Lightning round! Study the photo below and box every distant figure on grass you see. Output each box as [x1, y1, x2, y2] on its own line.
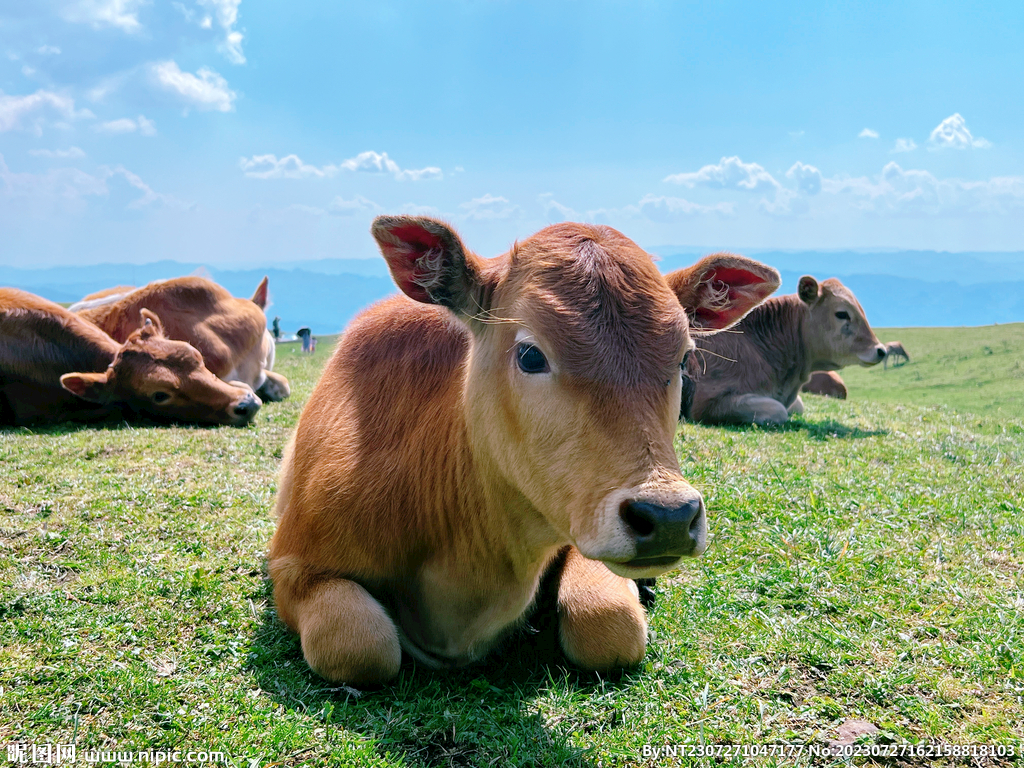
[268, 216, 780, 685]
[0, 288, 261, 427]
[802, 371, 848, 399]
[687, 275, 886, 426]
[296, 327, 315, 354]
[883, 341, 910, 369]
[272, 316, 281, 341]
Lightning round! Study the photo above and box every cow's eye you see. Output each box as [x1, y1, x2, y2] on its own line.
[835, 311, 850, 321]
[151, 391, 172, 404]
[681, 350, 692, 370]
[516, 343, 549, 374]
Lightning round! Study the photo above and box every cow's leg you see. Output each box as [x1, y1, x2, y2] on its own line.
[700, 393, 789, 426]
[257, 370, 291, 401]
[556, 547, 647, 670]
[788, 395, 804, 416]
[273, 570, 401, 685]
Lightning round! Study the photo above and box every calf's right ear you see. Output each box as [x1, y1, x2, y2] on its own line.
[667, 253, 781, 331]
[61, 371, 112, 403]
[371, 216, 489, 316]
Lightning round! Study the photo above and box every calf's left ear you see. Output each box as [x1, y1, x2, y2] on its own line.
[61, 371, 112, 403]
[138, 309, 165, 338]
[667, 253, 781, 331]
[371, 216, 491, 316]
[251, 276, 269, 310]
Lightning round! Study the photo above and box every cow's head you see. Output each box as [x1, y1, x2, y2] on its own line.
[60, 309, 262, 426]
[372, 216, 778, 579]
[798, 276, 886, 369]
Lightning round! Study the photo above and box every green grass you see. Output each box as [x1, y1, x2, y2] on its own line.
[841, 323, 1024, 419]
[2, 328, 1024, 767]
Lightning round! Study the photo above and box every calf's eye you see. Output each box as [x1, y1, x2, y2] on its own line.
[516, 343, 549, 374]
[151, 391, 172, 404]
[835, 311, 850, 321]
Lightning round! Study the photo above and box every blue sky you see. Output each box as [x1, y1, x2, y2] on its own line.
[2, 1, 1023, 268]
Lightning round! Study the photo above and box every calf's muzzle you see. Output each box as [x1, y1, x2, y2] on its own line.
[619, 497, 705, 564]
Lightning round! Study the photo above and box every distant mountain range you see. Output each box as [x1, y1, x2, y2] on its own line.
[2, 249, 1023, 334]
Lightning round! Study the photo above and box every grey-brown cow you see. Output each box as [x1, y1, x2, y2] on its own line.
[688, 275, 886, 425]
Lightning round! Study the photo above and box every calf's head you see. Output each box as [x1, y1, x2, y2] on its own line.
[373, 216, 778, 578]
[798, 276, 886, 369]
[61, 310, 261, 426]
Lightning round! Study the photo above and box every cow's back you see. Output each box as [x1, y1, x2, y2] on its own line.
[77, 278, 266, 377]
[270, 295, 475, 604]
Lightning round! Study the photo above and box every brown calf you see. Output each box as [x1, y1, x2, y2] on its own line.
[72, 277, 290, 402]
[269, 217, 780, 685]
[802, 371, 848, 399]
[689, 275, 885, 425]
[0, 288, 260, 426]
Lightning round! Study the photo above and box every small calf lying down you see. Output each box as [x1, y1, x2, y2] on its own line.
[0, 288, 260, 427]
[689, 275, 886, 426]
[269, 216, 780, 685]
[71, 276, 290, 403]
[802, 371, 848, 399]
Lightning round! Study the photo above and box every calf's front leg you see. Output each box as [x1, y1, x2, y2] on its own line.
[275, 572, 401, 686]
[556, 547, 647, 670]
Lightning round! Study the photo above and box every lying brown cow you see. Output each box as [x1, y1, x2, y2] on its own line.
[0, 288, 260, 426]
[802, 371, 848, 399]
[269, 216, 780, 684]
[71, 277, 290, 402]
[689, 275, 886, 425]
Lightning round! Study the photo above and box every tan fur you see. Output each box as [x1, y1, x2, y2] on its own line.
[0, 288, 260, 426]
[802, 370, 848, 399]
[269, 217, 780, 684]
[74, 276, 290, 401]
[690, 276, 886, 425]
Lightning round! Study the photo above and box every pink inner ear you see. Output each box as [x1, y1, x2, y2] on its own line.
[693, 267, 776, 329]
[707, 267, 768, 288]
[380, 225, 445, 303]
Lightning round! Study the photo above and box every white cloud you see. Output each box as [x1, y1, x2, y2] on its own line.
[198, 0, 245, 64]
[399, 203, 442, 216]
[928, 113, 991, 150]
[758, 188, 809, 217]
[96, 114, 156, 136]
[0, 151, 188, 212]
[0, 89, 93, 133]
[328, 195, 379, 216]
[664, 156, 780, 192]
[150, 61, 236, 112]
[61, 0, 148, 33]
[634, 194, 735, 221]
[822, 161, 1024, 215]
[29, 146, 86, 159]
[37, 46, 62, 56]
[459, 193, 519, 220]
[538, 192, 576, 222]
[785, 161, 822, 195]
[239, 150, 443, 181]
[859, 128, 880, 139]
[891, 138, 917, 153]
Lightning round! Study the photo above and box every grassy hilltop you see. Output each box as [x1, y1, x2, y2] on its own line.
[1, 330, 1023, 766]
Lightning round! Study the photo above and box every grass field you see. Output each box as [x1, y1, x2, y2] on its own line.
[841, 323, 1024, 420]
[2, 331, 1023, 767]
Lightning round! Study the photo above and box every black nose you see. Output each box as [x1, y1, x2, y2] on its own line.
[619, 498, 703, 559]
[233, 394, 261, 420]
[876, 347, 886, 359]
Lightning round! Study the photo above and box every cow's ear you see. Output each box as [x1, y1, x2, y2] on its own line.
[61, 371, 112, 403]
[251, 276, 269, 310]
[139, 309, 165, 338]
[798, 275, 820, 305]
[667, 253, 781, 331]
[372, 216, 488, 315]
